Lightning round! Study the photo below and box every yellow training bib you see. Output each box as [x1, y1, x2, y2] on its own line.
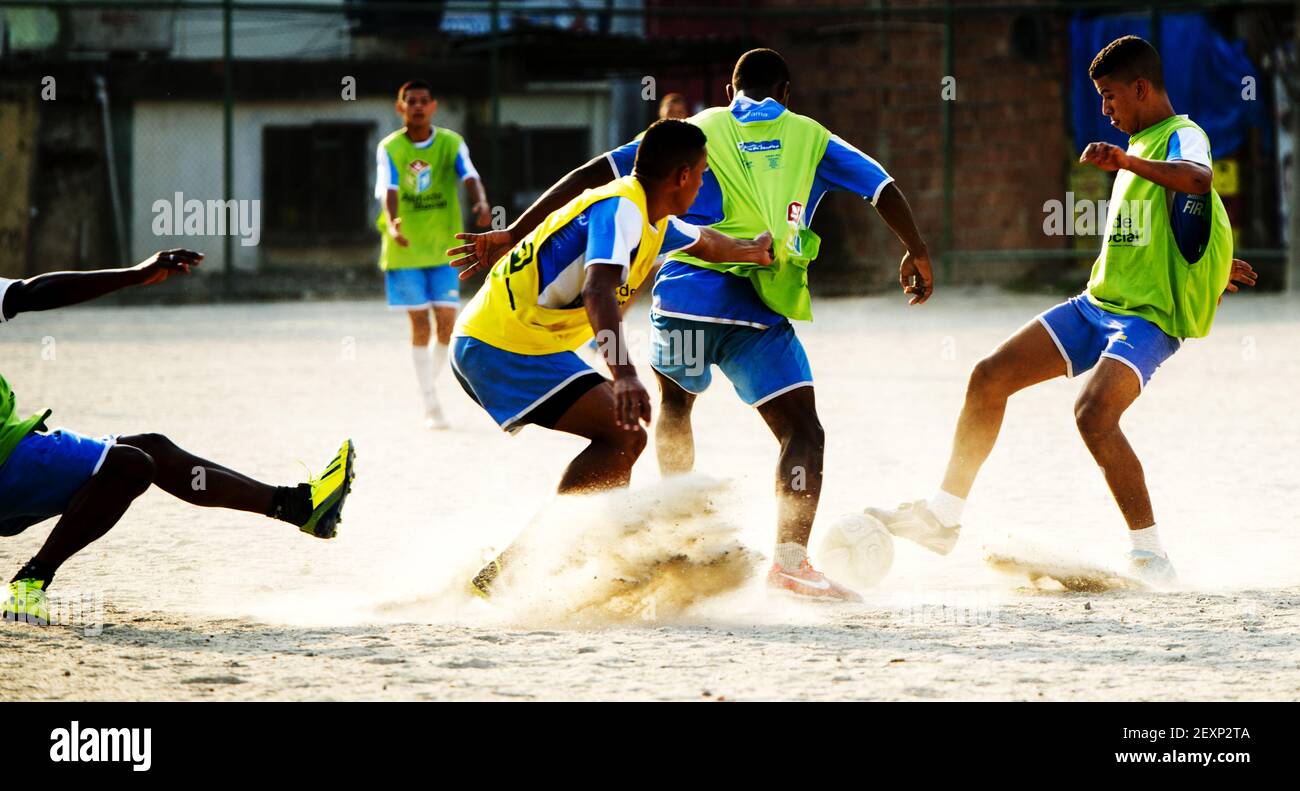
[456, 177, 668, 355]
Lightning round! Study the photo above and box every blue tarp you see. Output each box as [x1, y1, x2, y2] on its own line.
[1071, 12, 1269, 158]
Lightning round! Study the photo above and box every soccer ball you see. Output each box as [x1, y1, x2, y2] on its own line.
[817, 512, 895, 589]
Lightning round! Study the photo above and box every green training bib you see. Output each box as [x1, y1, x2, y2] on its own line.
[375, 127, 466, 271]
[670, 106, 830, 321]
[1086, 115, 1233, 339]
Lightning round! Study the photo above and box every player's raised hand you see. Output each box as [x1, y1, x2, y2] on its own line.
[900, 247, 934, 305]
[1080, 142, 1129, 172]
[471, 200, 493, 228]
[134, 248, 203, 285]
[613, 374, 652, 430]
[448, 230, 513, 280]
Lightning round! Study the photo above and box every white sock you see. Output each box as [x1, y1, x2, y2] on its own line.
[1129, 525, 1165, 557]
[927, 489, 965, 528]
[430, 342, 449, 379]
[411, 346, 436, 410]
[774, 542, 808, 570]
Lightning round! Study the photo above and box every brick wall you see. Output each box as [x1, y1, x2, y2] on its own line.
[755, 0, 1075, 291]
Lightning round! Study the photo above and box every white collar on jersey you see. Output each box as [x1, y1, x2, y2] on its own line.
[729, 94, 787, 123]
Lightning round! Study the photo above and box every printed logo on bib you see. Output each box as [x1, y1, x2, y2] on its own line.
[408, 160, 432, 193]
[737, 139, 784, 171]
[1103, 198, 1153, 247]
[737, 140, 781, 153]
[785, 201, 805, 256]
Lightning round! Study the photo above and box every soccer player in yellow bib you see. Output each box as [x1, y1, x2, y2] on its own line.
[449, 120, 773, 597]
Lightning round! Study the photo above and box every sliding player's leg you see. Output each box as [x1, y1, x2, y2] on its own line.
[116, 433, 355, 539]
[3, 439, 153, 624]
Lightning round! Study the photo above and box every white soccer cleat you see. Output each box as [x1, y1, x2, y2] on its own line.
[1126, 550, 1178, 589]
[864, 500, 960, 555]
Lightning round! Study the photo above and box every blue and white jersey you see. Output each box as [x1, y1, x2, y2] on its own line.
[1163, 119, 1214, 265]
[375, 128, 480, 199]
[606, 96, 894, 328]
[530, 197, 700, 310]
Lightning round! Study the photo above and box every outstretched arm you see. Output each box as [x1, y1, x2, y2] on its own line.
[874, 182, 934, 304]
[1, 249, 202, 320]
[449, 155, 616, 279]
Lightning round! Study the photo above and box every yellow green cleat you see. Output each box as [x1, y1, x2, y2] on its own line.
[299, 439, 356, 539]
[470, 558, 503, 599]
[2, 579, 49, 625]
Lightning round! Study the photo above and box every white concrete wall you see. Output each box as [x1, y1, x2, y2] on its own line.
[131, 97, 471, 272]
[173, 1, 350, 60]
[498, 88, 613, 156]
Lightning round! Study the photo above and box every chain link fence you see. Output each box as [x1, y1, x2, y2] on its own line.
[0, 0, 1291, 299]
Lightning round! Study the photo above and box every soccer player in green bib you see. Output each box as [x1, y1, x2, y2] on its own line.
[865, 36, 1256, 587]
[377, 80, 492, 429]
[451, 49, 933, 602]
[0, 250, 355, 624]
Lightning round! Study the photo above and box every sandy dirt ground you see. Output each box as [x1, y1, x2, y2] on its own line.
[2, 290, 1298, 701]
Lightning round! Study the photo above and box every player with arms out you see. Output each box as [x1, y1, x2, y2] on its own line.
[864, 36, 1257, 586]
[451, 49, 933, 602]
[377, 79, 492, 429]
[449, 120, 773, 597]
[0, 250, 356, 624]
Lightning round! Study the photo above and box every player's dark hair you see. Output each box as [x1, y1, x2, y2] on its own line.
[397, 80, 433, 102]
[634, 119, 707, 180]
[1089, 36, 1165, 92]
[732, 48, 790, 95]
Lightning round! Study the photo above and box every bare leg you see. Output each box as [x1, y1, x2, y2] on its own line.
[116, 433, 276, 514]
[1074, 358, 1153, 530]
[756, 386, 824, 548]
[23, 445, 155, 584]
[940, 320, 1068, 498]
[550, 381, 648, 494]
[471, 381, 646, 592]
[432, 306, 456, 347]
[408, 308, 432, 347]
[654, 370, 696, 476]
